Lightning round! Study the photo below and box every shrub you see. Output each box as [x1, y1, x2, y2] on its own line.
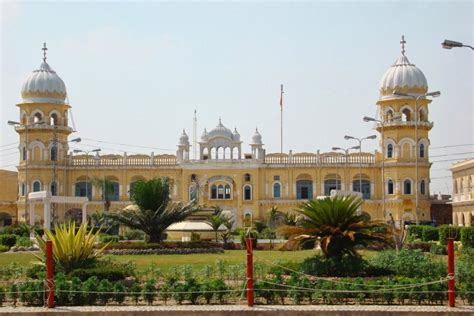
[113, 282, 126, 305]
[0, 234, 17, 248]
[130, 282, 142, 305]
[301, 254, 386, 277]
[100, 235, 120, 243]
[8, 284, 18, 307]
[124, 229, 145, 241]
[69, 277, 85, 306]
[82, 276, 99, 305]
[421, 226, 439, 242]
[430, 243, 447, 255]
[98, 279, 113, 305]
[406, 225, 426, 241]
[405, 242, 432, 252]
[460, 227, 474, 248]
[185, 277, 201, 304]
[55, 273, 70, 306]
[18, 280, 43, 306]
[240, 230, 258, 249]
[0, 245, 9, 252]
[15, 236, 33, 248]
[438, 225, 460, 245]
[70, 266, 131, 282]
[143, 280, 156, 305]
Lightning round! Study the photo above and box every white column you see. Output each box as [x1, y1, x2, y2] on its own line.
[82, 202, 88, 224]
[43, 200, 51, 230]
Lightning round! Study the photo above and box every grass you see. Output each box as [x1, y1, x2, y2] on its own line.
[0, 250, 318, 274]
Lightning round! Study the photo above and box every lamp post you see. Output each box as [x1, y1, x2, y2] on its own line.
[363, 116, 385, 219]
[8, 120, 45, 224]
[344, 134, 377, 199]
[441, 39, 474, 50]
[73, 148, 101, 201]
[331, 146, 360, 192]
[393, 91, 440, 225]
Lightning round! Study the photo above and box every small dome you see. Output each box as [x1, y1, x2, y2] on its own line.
[252, 128, 262, 145]
[232, 128, 241, 142]
[21, 45, 67, 104]
[208, 118, 233, 140]
[179, 129, 189, 145]
[201, 128, 209, 142]
[379, 36, 428, 98]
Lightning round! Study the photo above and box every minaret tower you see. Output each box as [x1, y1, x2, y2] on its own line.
[15, 43, 73, 224]
[376, 36, 434, 224]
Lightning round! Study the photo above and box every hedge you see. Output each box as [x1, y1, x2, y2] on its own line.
[69, 266, 131, 282]
[99, 241, 222, 250]
[460, 227, 474, 248]
[0, 234, 17, 248]
[421, 226, 439, 242]
[438, 225, 461, 245]
[406, 225, 426, 241]
[100, 235, 120, 243]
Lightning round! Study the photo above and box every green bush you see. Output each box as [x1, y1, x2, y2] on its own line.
[18, 280, 43, 306]
[240, 230, 258, 249]
[438, 225, 460, 245]
[406, 225, 425, 241]
[100, 235, 120, 243]
[55, 273, 70, 306]
[70, 266, 130, 282]
[82, 276, 99, 305]
[421, 226, 439, 242]
[113, 282, 126, 305]
[69, 277, 85, 306]
[143, 280, 156, 305]
[15, 236, 33, 247]
[0, 287, 5, 307]
[430, 243, 447, 255]
[0, 234, 17, 248]
[124, 229, 145, 241]
[460, 227, 474, 248]
[0, 245, 9, 252]
[98, 279, 113, 305]
[301, 254, 390, 277]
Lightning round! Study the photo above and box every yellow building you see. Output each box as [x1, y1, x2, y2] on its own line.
[9, 37, 437, 228]
[450, 158, 474, 226]
[0, 170, 18, 227]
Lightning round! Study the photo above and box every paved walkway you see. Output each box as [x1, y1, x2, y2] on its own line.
[0, 305, 473, 315]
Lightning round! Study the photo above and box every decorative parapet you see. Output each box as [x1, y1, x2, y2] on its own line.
[70, 153, 177, 167]
[264, 151, 376, 166]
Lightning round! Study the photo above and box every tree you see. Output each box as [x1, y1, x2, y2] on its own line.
[91, 177, 115, 212]
[279, 195, 392, 259]
[206, 206, 229, 242]
[106, 177, 198, 243]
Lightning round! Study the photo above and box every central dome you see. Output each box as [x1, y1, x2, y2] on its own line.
[208, 118, 234, 140]
[379, 36, 428, 98]
[21, 44, 67, 104]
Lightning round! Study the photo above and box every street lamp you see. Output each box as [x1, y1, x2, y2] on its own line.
[331, 145, 360, 192]
[392, 90, 441, 225]
[8, 119, 45, 224]
[344, 134, 377, 199]
[363, 116, 386, 220]
[441, 39, 474, 50]
[73, 148, 101, 201]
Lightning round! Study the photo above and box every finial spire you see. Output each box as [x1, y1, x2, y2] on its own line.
[42, 42, 48, 62]
[400, 35, 406, 56]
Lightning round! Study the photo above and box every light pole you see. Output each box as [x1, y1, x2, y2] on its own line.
[363, 116, 385, 219]
[344, 134, 377, 199]
[331, 146, 360, 192]
[441, 39, 474, 50]
[8, 120, 45, 224]
[73, 148, 101, 201]
[393, 90, 441, 225]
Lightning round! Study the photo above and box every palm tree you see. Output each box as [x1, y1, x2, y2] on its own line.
[106, 177, 198, 243]
[279, 195, 392, 259]
[206, 206, 227, 242]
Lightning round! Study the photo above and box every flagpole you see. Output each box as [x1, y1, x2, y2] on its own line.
[280, 84, 284, 155]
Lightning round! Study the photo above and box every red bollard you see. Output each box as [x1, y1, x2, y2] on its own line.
[46, 240, 55, 308]
[447, 238, 455, 307]
[246, 238, 254, 307]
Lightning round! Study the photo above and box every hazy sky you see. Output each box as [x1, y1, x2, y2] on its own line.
[1, 1, 473, 194]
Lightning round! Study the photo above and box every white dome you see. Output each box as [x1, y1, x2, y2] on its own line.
[21, 61, 67, 104]
[179, 129, 189, 145]
[232, 128, 241, 142]
[252, 128, 262, 145]
[208, 118, 233, 140]
[379, 37, 428, 97]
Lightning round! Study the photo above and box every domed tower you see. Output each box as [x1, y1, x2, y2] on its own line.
[250, 128, 264, 162]
[376, 36, 437, 224]
[177, 129, 190, 162]
[14, 43, 73, 224]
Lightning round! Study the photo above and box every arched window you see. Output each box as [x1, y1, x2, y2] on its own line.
[75, 181, 92, 200]
[404, 179, 412, 195]
[50, 182, 58, 196]
[387, 179, 394, 195]
[297, 180, 313, 199]
[32, 181, 41, 192]
[324, 175, 341, 196]
[217, 185, 224, 199]
[420, 180, 426, 195]
[419, 143, 425, 158]
[387, 144, 393, 158]
[273, 182, 281, 198]
[353, 179, 371, 199]
[401, 108, 411, 121]
[108, 182, 120, 201]
[386, 110, 393, 122]
[244, 173, 251, 182]
[33, 112, 42, 123]
[50, 146, 58, 161]
[22, 146, 27, 161]
[243, 185, 252, 201]
[211, 185, 217, 199]
[225, 184, 231, 199]
[203, 148, 209, 160]
[50, 113, 59, 126]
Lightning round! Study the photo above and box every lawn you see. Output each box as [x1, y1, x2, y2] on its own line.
[0, 250, 318, 274]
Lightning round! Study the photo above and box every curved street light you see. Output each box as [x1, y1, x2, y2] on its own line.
[331, 145, 360, 193]
[441, 39, 474, 50]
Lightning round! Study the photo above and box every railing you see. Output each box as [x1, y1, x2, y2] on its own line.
[264, 152, 376, 165]
[378, 120, 434, 128]
[70, 154, 177, 167]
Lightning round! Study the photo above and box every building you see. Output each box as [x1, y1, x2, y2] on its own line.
[0, 170, 18, 227]
[450, 158, 474, 226]
[8, 37, 437, 228]
[430, 193, 452, 225]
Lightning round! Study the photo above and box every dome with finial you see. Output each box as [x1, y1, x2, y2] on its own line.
[201, 128, 209, 142]
[232, 127, 241, 142]
[21, 43, 67, 104]
[207, 118, 233, 140]
[179, 129, 189, 145]
[251, 128, 262, 145]
[379, 36, 428, 98]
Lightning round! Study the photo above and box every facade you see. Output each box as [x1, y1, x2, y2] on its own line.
[0, 170, 18, 227]
[10, 37, 437, 228]
[450, 158, 474, 226]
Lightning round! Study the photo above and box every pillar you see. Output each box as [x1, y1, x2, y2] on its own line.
[43, 200, 51, 230]
[82, 202, 88, 224]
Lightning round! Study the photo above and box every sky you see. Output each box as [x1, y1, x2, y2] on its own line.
[1, 1, 473, 195]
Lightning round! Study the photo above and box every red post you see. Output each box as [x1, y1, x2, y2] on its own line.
[246, 238, 254, 307]
[447, 238, 455, 307]
[46, 240, 55, 308]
